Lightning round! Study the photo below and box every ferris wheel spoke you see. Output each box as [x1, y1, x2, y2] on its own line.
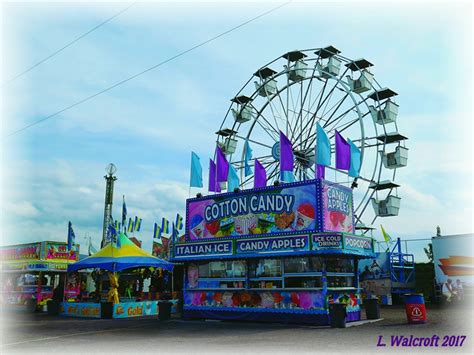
[235, 135, 273, 149]
[253, 110, 280, 141]
[293, 68, 318, 144]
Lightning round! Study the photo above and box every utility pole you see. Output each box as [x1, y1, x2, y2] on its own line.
[101, 163, 117, 247]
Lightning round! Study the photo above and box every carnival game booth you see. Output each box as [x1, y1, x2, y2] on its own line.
[62, 233, 174, 319]
[171, 179, 375, 325]
[0, 241, 79, 311]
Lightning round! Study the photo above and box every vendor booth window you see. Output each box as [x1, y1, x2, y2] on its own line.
[284, 257, 323, 273]
[326, 275, 354, 288]
[249, 259, 282, 278]
[325, 258, 354, 273]
[248, 259, 283, 289]
[284, 277, 323, 288]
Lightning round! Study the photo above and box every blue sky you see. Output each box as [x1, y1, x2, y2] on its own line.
[1, 0, 472, 262]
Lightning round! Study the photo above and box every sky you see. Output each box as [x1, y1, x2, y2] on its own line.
[1, 0, 472, 262]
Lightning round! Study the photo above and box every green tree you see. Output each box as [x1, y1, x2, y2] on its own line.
[424, 243, 433, 263]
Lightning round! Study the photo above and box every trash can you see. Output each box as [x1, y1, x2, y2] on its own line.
[47, 300, 60, 315]
[328, 303, 347, 328]
[101, 302, 114, 319]
[404, 293, 426, 324]
[364, 297, 380, 319]
[158, 301, 172, 321]
[25, 298, 37, 313]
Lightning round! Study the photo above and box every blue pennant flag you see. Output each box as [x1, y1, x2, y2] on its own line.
[67, 221, 76, 251]
[227, 164, 240, 192]
[244, 140, 253, 177]
[348, 139, 361, 178]
[161, 218, 170, 234]
[281, 170, 295, 183]
[106, 224, 118, 244]
[316, 122, 331, 166]
[175, 214, 184, 231]
[190, 152, 203, 188]
[121, 195, 127, 231]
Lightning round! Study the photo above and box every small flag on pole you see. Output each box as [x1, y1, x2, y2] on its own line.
[190, 152, 203, 188]
[67, 221, 76, 251]
[348, 139, 361, 178]
[244, 140, 253, 177]
[227, 164, 240, 192]
[134, 216, 142, 232]
[254, 159, 266, 188]
[153, 223, 161, 239]
[381, 225, 392, 243]
[335, 130, 351, 170]
[208, 159, 221, 192]
[175, 214, 184, 231]
[216, 146, 229, 183]
[106, 224, 118, 244]
[161, 218, 170, 234]
[316, 122, 331, 166]
[121, 195, 127, 232]
[127, 218, 134, 234]
[279, 131, 294, 181]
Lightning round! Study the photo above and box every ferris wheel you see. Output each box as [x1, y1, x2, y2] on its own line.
[215, 46, 408, 232]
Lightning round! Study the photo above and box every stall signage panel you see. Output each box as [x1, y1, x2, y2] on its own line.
[186, 181, 317, 240]
[321, 180, 354, 233]
[344, 235, 372, 252]
[0, 243, 41, 261]
[174, 241, 233, 258]
[60, 302, 101, 318]
[45, 242, 79, 261]
[236, 235, 309, 254]
[312, 234, 343, 250]
[113, 301, 158, 318]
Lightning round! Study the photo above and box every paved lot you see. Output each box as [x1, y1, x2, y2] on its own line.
[1, 305, 473, 354]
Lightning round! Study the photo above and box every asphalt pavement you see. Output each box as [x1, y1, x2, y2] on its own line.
[1, 305, 473, 354]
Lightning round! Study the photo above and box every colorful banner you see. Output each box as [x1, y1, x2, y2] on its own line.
[0, 243, 41, 261]
[312, 234, 343, 250]
[175, 241, 233, 259]
[236, 235, 309, 254]
[358, 252, 391, 280]
[60, 302, 101, 318]
[45, 242, 79, 261]
[432, 234, 474, 286]
[184, 290, 326, 311]
[152, 239, 170, 260]
[113, 301, 158, 318]
[187, 182, 317, 240]
[321, 180, 354, 233]
[344, 235, 372, 252]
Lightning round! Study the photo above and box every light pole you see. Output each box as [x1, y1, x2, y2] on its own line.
[101, 163, 117, 247]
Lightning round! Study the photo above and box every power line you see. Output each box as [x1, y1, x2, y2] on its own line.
[6, 1, 292, 138]
[2, 1, 137, 87]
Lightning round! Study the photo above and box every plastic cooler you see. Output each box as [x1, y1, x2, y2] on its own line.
[404, 293, 426, 324]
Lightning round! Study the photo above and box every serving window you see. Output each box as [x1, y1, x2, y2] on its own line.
[189, 261, 246, 290]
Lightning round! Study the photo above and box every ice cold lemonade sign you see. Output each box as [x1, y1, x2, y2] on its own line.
[321, 181, 354, 233]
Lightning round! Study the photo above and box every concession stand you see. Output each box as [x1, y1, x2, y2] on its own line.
[0, 241, 79, 310]
[62, 233, 174, 319]
[171, 179, 375, 325]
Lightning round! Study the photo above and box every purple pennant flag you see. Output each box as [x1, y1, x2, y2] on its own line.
[317, 164, 325, 179]
[208, 159, 221, 192]
[254, 159, 267, 188]
[335, 130, 351, 170]
[216, 146, 229, 183]
[279, 131, 294, 172]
